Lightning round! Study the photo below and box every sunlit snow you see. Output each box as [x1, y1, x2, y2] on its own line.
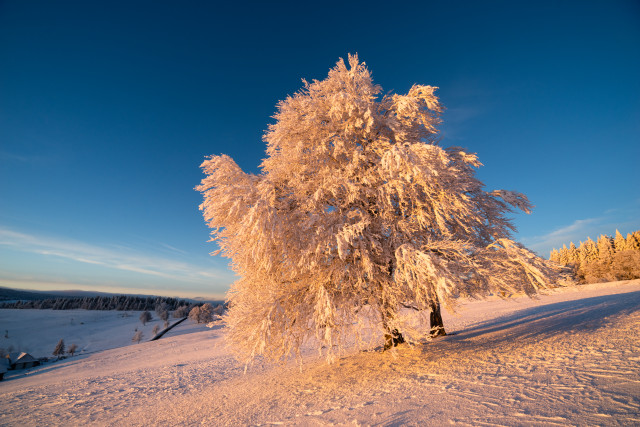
[1, 279, 639, 425]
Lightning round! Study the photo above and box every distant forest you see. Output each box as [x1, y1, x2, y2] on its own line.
[0, 293, 196, 311]
[550, 230, 640, 283]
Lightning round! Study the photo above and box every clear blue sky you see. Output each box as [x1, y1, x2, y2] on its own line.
[1, 1, 639, 299]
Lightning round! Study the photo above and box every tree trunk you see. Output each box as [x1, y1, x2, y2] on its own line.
[381, 260, 405, 350]
[429, 299, 446, 337]
[381, 309, 405, 350]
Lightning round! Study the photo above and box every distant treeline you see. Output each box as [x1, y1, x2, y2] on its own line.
[550, 230, 640, 283]
[0, 295, 195, 311]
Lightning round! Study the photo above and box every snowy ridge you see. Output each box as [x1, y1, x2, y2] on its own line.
[1, 280, 639, 425]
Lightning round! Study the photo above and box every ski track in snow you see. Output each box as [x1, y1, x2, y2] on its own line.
[1, 280, 639, 426]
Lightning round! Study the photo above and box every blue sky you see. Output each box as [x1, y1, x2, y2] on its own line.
[1, 1, 639, 299]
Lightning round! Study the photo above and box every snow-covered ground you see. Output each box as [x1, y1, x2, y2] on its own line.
[1, 280, 639, 426]
[0, 309, 185, 358]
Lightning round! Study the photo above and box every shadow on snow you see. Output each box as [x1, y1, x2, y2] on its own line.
[438, 290, 640, 349]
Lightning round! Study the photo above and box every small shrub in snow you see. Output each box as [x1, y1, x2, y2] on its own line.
[139, 311, 152, 325]
[132, 330, 143, 344]
[53, 339, 65, 357]
[198, 303, 214, 323]
[188, 306, 200, 323]
[155, 302, 168, 316]
[68, 343, 78, 356]
[188, 303, 214, 324]
[174, 306, 190, 318]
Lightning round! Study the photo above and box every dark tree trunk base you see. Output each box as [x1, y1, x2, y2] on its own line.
[383, 329, 405, 350]
[429, 301, 447, 338]
[429, 326, 447, 338]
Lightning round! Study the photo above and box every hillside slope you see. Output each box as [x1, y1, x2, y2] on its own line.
[1, 280, 639, 426]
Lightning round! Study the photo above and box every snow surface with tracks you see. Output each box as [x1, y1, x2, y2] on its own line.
[1, 280, 639, 426]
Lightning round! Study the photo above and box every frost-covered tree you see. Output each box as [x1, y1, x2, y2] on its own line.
[174, 305, 190, 318]
[53, 339, 65, 357]
[552, 229, 640, 283]
[597, 235, 615, 264]
[188, 306, 201, 323]
[68, 343, 78, 356]
[568, 242, 579, 267]
[188, 303, 214, 324]
[139, 311, 152, 325]
[614, 230, 627, 253]
[612, 250, 640, 280]
[198, 303, 214, 323]
[593, 235, 616, 281]
[132, 330, 143, 344]
[627, 231, 640, 251]
[197, 55, 566, 363]
[579, 237, 597, 266]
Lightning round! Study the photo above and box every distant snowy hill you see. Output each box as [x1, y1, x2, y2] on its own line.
[1, 280, 639, 425]
[0, 286, 217, 301]
[0, 287, 63, 301]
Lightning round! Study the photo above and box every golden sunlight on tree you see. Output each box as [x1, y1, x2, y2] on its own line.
[550, 230, 640, 283]
[197, 55, 568, 364]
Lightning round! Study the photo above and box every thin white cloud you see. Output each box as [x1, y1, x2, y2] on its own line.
[444, 106, 484, 124]
[160, 242, 188, 255]
[0, 151, 31, 163]
[113, 264, 172, 277]
[0, 227, 234, 286]
[542, 218, 598, 240]
[440, 106, 486, 142]
[522, 207, 640, 257]
[70, 257, 106, 266]
[521, 217, 601, 256]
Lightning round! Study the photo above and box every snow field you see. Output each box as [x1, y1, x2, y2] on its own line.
[1, 279, 639, 426]
[0, 309, 181, 358]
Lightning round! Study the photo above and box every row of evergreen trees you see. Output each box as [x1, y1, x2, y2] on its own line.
[0, 294, 193, 311]
[550, 230, 640, 283]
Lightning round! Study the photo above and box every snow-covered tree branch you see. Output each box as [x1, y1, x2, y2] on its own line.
[197, 54, 569, 364]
